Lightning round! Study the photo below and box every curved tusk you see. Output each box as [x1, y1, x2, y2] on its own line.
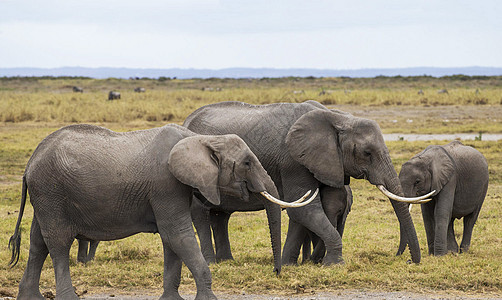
[260, 188, 319, 208]
[377, 185, 435, 204]
[290, 189, 313, 204]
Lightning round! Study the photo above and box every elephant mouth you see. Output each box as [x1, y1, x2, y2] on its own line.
[220, 181, 250, 201]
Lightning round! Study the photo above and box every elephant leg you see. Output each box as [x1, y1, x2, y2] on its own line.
[86, 240, 100, 262]
[310, 233, 325, 264]
[77, 239, 89, 263]
[312, 186, 347, 263]
[460, 207, 482, 253]
[433, 195, 455, 256]
[282, 218, 309, 265]
[421, 201, 436, 255]
[286, 203, 343, 265]
[210, 211, 233, 262]
[17, 217, 48, 300]
[160, 244, 183, 300]
[46, 229, 78, 299]
[154, 197, 216, 300]
[447, 218, 459, 253]
[301, 232, 312, 263]
[191, 197, 216, 264]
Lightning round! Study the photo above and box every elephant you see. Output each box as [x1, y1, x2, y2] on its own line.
[291, 185, 353, 265]
[72, 86, 83, 93]
[134, 87, 146, 93]
[398, 141, 488, 256]
[184, 100, 433, 266]
[8, 123, 311, 300]
[108, 91, 121, 100]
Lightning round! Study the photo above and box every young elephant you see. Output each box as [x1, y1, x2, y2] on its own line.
[8, 124, 309, 300]
[76, 239, 99, 264]
[284, 185, 353, 265]
[399, 141, 488, 256]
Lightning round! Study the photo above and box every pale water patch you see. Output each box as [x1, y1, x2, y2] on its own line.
[384, 133, 502, 141]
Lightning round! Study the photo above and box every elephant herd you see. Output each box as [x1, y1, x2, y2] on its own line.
[8, 100, 488, 300]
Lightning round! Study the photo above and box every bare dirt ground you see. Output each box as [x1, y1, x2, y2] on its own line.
[76, 290, 502, 300]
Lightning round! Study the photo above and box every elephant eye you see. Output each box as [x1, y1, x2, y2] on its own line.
[414, 179, 421, 185]
[244, 161, 251, 169]
[364, 150, 371, 157]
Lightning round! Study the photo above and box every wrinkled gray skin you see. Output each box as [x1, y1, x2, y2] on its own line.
[293, 185, 353, 264]
[76, 239, 99, 264]
[108, 91, 121, 100]
[398, 141, 488, 256]
[184, 100, 422, 265]
[9, 124, 282, 300]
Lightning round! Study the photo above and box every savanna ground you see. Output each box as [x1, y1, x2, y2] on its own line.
[0, 76, 501, 299]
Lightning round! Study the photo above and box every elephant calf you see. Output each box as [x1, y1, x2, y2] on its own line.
[399, 141, 488, 256]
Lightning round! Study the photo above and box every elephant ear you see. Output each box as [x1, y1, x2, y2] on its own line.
[168, 136, 220, 205]
[429, 146, 455, 196]
[285, 110, 349, 188]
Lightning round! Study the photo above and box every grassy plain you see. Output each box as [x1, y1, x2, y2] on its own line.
[0, 76, 501, 298]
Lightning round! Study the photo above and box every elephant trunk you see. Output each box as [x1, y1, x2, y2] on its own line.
[384, 174, 421, 263]
[261, 176, 283, 275]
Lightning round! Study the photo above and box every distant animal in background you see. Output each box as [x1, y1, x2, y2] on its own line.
[318, 89, 335, 96]
[134, 87, 146, 93]
[72, 86, 83, 93]
[108, 91, 121, 100]
[399, 141, 488, 256]
[437, 89, 449, 94]
[418, 89, 424, 95]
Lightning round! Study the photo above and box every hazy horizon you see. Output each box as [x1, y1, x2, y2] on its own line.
[2, 66, 501, 79]
[1, 1, 501, 70]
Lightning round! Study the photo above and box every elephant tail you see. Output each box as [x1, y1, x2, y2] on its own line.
[9, 176, 28, 267]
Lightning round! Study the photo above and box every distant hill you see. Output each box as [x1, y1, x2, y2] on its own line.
[1, 66, 501, 79]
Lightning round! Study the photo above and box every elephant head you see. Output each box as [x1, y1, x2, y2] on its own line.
[399, 145, 455, 198]
[285, 109, 432, 263]
[168, 134, 315, 207]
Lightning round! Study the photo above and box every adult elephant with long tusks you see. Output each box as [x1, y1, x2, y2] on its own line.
[8, 124, 311, 300]
[184, 100, 432, 265]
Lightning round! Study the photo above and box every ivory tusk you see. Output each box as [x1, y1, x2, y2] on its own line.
[260, 188, 319, 208]
[377, 185, 435, 204]
[290, 190, 313, 204]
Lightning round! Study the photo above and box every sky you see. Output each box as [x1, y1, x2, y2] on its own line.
[1, 0, 501, 70]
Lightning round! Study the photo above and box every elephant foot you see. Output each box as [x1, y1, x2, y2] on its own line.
[322, 254, 344, 266]
[194, 291, 218, 300]
[215, 256, 233, 263]
[282, 259, 299, 266]
[159, 292, 184, 300]
[55, 292, 80, 300]
[16, 290, 45, 300]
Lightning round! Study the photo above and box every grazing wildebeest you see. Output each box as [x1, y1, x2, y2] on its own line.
[72, 86, 83, 93]
[418, 89, 424, 95]
[437, 89, 449, 94]
[134, 87, 146, 93]
[108, 91, 121, 100]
